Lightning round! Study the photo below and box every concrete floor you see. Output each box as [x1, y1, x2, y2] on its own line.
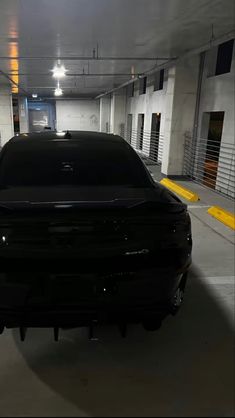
[0, 174, 234, 417]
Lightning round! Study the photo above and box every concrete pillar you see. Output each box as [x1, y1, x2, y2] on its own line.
[0, 84, 14, 147]
[100, 96, 111, 133]
[19, 96, 29, 133]
[110, 91, 126, 137]
[161, 56, 200, 176]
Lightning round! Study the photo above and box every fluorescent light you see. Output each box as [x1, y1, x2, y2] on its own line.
[54, 86, 63, 96]
[52, 64, 66, 78]
[32, 93, 38, 98]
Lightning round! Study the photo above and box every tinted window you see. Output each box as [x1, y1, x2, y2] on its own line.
[159, 69, 164, 90]
[139, 77, 147, 95]
[215, 39, 234, 76]
[154, 69, 164, 91]
[0, 140, 151, 188]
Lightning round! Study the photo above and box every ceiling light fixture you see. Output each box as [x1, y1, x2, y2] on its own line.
[54, 81, 63, 96]
[32, 93, 38, 98]
[52, 64, 67, 78]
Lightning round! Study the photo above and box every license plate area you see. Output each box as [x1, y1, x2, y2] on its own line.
[47, 273, 119, 304]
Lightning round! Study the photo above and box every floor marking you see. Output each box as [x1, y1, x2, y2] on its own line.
[200, 276, 235, 285]
[189, 211, 235, 245]
[188, 205, 210, 209]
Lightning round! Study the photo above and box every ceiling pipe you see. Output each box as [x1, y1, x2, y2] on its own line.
[0, 55, 175, 61]
[95, 29, 235, 99]
[7, 72, 143, 77]
[24, 86, 107, 89]
[2, 29, 234, 98]
[95, 59, 174, 99]
[27, 96, 95, 100]
[0, 69, 28, 95]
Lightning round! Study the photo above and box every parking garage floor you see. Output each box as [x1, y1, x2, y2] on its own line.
[0, 177, 234, 417]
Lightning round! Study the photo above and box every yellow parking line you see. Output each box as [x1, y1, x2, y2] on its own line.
[207, 206, 235, 230]
[160, 178, 200, 202]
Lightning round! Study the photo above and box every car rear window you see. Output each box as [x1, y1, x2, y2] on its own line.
[0, 140, 152, 188]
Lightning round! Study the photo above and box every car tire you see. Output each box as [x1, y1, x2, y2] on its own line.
[170, 272, 188, 316]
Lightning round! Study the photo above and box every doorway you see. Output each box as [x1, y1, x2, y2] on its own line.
[127, 114, 132, 144]
[29, 109, 49, 132]
[12, 97, 20, 134]
[150, 113, 161, 162]
[28, 102, 56, 132]
[203, 111, 224, 189]
[137, 114, 144, 150]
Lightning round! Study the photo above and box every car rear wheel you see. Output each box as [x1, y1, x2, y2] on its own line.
[170, 272, 188, 315]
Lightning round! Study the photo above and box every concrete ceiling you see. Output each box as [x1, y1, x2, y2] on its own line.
[0, 0, 234, 98]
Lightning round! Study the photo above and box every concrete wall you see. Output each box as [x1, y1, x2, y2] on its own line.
[19, 97, 29, 133]
[100, 96, 111, 133]
[198, 42, 235, 197]
[162, 56, 199, 175]
[110, 92, 126, 136]
[56, 100, 100, 132]
[0, 85, 14, 147]
[124, 44, 234, 194]
[125, 60, 199, 175]
[126, 72, 167, 157]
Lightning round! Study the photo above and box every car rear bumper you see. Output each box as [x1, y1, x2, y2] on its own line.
[0, 260, 190, 328]
[0, 257, 191, 328]
[0, 303, 174, 328]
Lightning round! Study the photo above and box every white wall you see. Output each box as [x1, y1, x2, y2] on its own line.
[124, 44, 234, 190]
[110, 92, 126, 136]
[100, 96, 111, 133]
[56, 100, 100, 132]
[200, 46, 235, 145]
[162, 56, 199, 175]
[19, 97, 29, 133]
[126, 72, 167, 157]
[125, 60, 199, 175]
[198, 42, 235, 197]
[0, 84, 14, 147]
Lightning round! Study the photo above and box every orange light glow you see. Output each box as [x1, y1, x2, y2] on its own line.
[9, 42, 19, 93]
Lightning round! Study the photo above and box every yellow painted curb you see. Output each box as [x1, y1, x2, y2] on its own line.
[207, 206, 235, 230]
[160, 178, 200, 202]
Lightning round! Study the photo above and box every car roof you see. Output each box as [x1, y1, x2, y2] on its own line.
[9, 131, 125, 144]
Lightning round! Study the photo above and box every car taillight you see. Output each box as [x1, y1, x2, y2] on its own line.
[0, 226, 12, 246]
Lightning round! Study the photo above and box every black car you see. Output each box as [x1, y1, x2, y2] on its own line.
[0, 131, 192, 339]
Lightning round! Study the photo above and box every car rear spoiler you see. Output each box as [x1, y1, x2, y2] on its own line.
[0, 199, 186, 214]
